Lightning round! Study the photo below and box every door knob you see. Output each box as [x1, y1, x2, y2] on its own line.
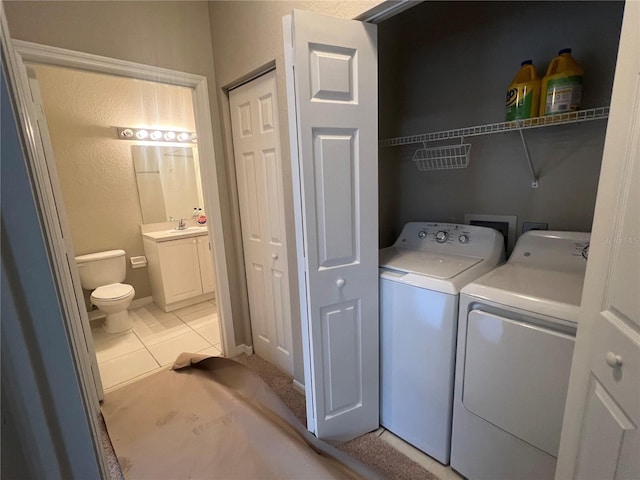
[336, 278, 346, 288]
[271, 253, 279, 260]
[605, 351, 623, 368]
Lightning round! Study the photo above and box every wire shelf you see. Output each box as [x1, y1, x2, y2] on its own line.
[380, 106, 610, 147]
[412, 144, 471, 171]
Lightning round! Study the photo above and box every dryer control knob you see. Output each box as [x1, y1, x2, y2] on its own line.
[435, 231, 448, 243]
[418, 230, 427, 239]
[459, 235, 469, 244]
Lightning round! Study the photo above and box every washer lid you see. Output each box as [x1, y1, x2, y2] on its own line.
[380, 246, 482, 279]
[462, 264, 585, 322]
[91, 283, 134, 301]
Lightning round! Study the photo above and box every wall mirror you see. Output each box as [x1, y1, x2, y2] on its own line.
[132, 145, 204, 223]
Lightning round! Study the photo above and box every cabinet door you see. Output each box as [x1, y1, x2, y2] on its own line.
[196, 236, 216, 294]
[157, 237, 202, 303]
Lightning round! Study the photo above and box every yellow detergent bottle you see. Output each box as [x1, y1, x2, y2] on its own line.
[540, 48, 584, 115]
[506, 60, 540, 121]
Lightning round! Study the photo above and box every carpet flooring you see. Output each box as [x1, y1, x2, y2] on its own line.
[100, 353, 438, 479]
[232, 354, 438, 480]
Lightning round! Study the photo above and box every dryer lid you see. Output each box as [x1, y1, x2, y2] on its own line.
[91, 283, 133, 301]
[380, 247, 482, 279]
[462, 264, 584, 322]
[461, 231, 590, 322]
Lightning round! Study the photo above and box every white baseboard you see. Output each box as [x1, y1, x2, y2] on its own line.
[227, 344, 254, 357]
[131, 296, 153, 309]
[292, 379, 305, 395]
[235, 344, 254, 355]
[87, 310, 105, 322]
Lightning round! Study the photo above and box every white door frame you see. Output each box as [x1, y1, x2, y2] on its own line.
[10, 41, 237, 365]
[1, 16, 107, 477]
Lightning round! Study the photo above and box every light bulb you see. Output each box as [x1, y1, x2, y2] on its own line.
[164, 131, 176, 141]
[190, 133, 198, 143]
[177, 132, 190, 142]
[150, 130, 163, 141]
[135, 129, 149, 139]
[121, 128, 134, 138]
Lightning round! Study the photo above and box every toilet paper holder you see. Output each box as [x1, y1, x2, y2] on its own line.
[130, 256, 147, 268]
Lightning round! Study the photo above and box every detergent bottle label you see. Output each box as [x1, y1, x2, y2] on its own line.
[506, 84, 536, 121]
[544, 75, 583, 114]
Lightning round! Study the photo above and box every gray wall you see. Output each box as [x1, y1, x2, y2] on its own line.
[1, 386, 30, 480]
[379, 1, 625, 247]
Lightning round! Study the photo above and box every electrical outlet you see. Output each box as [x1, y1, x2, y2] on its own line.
[522, 222, 548, 234]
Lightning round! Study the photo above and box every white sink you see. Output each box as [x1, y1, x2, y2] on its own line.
[143, 225, 209, 242]
[166, 226, 208, 234]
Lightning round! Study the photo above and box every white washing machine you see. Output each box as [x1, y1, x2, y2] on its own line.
[379, 222, 504, 465]
[451, 230, 591, 480]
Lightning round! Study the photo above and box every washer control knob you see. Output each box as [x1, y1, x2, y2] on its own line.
[435, 231, 448, 243]
[418, 230, 427, 239]
[459, 235, 469, 244]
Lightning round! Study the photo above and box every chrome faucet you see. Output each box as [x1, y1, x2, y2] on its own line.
[176, 218, 187, 230]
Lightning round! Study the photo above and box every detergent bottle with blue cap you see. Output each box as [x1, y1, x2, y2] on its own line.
[506, 60, 541, 121]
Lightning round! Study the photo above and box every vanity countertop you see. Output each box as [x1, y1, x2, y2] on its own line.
[142, 226, 209, 242]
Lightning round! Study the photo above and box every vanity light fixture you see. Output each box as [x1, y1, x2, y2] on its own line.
[149, 130, 163, 141]
[116, 127, 197, 143]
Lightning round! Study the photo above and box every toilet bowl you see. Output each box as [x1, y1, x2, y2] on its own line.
[91, 283, 135, 333]
[75, 249, 136, 334]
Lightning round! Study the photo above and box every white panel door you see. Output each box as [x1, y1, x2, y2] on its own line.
[230, 70, 294, 375]
[284, 10, 378, 442]
[556, 2, 640, 478]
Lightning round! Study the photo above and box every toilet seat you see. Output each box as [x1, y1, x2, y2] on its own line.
[91, 283, 134, 302]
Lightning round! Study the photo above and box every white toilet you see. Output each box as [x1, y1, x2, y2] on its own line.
[75, 249, 136, 334]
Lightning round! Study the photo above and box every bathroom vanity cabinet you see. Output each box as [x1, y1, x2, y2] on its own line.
[196, 235, 216, 294]
[143, 229, 215, 312]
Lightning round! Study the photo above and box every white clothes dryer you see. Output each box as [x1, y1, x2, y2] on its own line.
[451, 230, 590, 480]
[379, 222, 504, 465]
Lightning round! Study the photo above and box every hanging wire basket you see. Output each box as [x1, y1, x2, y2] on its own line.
[411, 143, 472, 171]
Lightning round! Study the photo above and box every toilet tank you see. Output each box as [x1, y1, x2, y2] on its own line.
[75, 249, 126, 290]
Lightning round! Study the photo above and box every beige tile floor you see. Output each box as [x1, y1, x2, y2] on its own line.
[92, 300, 221, 392]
